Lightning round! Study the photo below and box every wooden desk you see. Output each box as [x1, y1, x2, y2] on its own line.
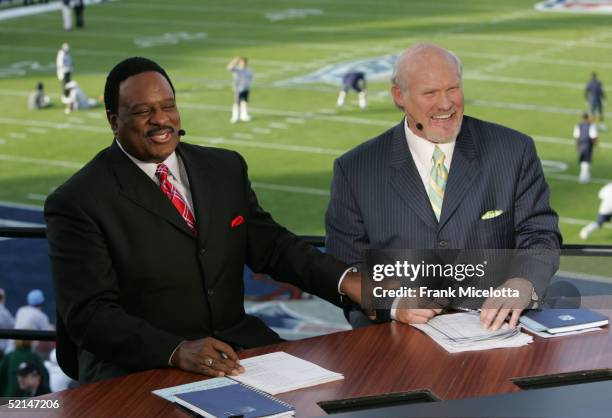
[2, 319, 611, 417]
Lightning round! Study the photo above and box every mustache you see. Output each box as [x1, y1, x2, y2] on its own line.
[146, 126, 175, 136]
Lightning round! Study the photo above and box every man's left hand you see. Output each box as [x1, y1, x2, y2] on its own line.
[480, 277, 534, 330]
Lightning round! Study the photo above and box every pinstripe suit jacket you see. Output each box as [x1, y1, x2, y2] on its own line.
[325, 116, 561, 311]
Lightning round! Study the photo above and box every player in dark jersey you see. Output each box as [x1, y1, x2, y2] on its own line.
[336, 71, 367, 109]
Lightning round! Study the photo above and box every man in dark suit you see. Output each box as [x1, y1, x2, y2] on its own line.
[326, 43, 561, 330]
[45, 57, 361, 384]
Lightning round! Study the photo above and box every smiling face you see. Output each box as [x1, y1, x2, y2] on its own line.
[392, 45, 464, 143]
[108, 71, 181, 162]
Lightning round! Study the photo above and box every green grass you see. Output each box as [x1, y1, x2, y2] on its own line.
[1, 0, 611, 243]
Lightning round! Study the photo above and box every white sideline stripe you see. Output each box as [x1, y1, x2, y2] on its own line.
[0, 201, 43, 211]
[556, 270, 612, 283]
[0, 218, 44, 227]
[3, 200, 610, 228]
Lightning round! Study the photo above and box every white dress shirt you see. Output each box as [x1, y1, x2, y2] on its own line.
[404, 118, 456, 190]
[390, 119, 457, 320]
[115, 140, 195, 216]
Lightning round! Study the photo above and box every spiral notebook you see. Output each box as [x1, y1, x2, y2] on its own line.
[173, 379, 294, 418]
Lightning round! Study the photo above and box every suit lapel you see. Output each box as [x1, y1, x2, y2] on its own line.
[388, 121, 438, 230]
[109, 141, 195, 238]
[438, 117, 480, 229]
[176, 143, 214, 248]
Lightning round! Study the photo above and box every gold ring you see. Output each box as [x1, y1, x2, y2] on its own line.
[205, 358, 213, 367]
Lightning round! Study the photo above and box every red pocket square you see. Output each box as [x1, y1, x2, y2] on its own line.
[231, 215, 244, 229]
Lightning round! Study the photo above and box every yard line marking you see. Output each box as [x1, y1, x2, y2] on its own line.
[467, 99, 612, 117]
[233, 133, 253, 140]
[0, 0, 104, 22]
[546, 173, 612, 185]
[26, 194, 47, 201]
[268, 122, 289, 129]
[534, 135, 612, 149]
[251, 182, 329, 196]
[457, 50, 612, 70]
[285, 118, 305, 124]
[187, 136, 344, 155]
[464, 74, 583, 90]
[472, 28, 612, 74]
[0, 117, 108, 133]
[0, 154, 83, 169]
[27, 127, 48, 134]
[0, 45, 298, 68]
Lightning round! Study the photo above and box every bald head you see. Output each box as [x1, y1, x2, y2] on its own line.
[392, 43, 462, 93]
[391, 43, 464, 143]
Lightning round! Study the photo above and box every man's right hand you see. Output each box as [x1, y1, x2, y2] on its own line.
[170, 337, 245, 377]
[395, 308, 442, 324]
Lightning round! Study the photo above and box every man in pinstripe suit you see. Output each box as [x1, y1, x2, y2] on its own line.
[325, 43, 561, 330]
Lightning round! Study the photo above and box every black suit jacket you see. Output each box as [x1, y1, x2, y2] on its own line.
[45, 141, 346, 383]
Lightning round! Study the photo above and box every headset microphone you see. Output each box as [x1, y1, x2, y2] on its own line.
[178, 129, 186, 136]
[406, 112, 424, 131]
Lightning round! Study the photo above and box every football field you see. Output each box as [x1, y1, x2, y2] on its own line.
[1, 0, 611, 244]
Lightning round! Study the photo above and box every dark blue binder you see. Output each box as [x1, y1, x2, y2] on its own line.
[174, 381, 294, 418]
[521, 308, 608, 333]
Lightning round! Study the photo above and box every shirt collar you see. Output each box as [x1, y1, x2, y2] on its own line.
[403, 118, 456, 169]
[115, 139, 180, 182]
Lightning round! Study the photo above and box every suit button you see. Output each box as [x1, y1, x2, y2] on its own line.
[207, 289, 214, 297]
[199, 248, 206, 256]
[439, 240, 448, 247]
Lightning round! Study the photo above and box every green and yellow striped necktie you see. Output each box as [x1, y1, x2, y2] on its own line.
[427, 146, 448, 221]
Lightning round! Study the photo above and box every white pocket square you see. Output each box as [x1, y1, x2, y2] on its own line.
[481, 209, 504, 220]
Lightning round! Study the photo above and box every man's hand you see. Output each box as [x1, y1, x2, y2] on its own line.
[480, 277, 534, 330]
[395, 308, 442, 324]
[170, 337, 245, 377]
[340, 271, 362, 305]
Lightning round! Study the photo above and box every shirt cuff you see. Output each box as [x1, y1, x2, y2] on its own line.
[168, 341, 185, 366]
[390, 296, 402, 321]
[338, 267, 358, 295]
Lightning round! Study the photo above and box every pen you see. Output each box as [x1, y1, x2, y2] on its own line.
[454, 307, 481, 314]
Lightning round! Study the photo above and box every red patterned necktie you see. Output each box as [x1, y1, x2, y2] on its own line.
[155, 163, 198, 235]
